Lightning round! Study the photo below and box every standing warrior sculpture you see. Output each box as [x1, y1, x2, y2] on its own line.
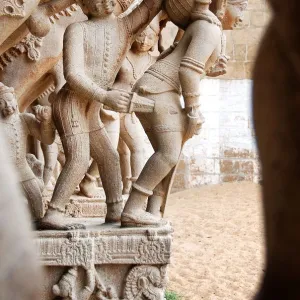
[121, 0, 228, 227]
[0, 82, 55, 222]
[40, 0, 164, 230]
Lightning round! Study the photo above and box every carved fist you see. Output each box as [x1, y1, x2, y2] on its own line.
[186, 106, 205, 136]
[33, 105, 52, 122]
[206, 55, 230, 77]
[104, 90, 131, 113]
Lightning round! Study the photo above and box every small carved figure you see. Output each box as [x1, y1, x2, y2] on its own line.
[121, 0, 225, 227]
[124, 265, 167, 300]
[114, 18, 160, 193]
[40, 0, 163, 230]
[52, 266, 95, 300]
[0, 82, 55, 221]
[0, 125, 41, 300]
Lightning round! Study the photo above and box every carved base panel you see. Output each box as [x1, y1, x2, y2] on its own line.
[43, 188, 129, 218]
[35, 220, 172, 299]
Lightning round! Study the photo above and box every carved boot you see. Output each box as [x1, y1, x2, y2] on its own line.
[105, 200, 124, 223]
[121, 183, 167, 227]
[146, 190, 165, 217]
[79, 173, 97, 198]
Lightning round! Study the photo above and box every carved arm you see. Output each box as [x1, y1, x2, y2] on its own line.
[179, 21, 221, 109]
[123, 0, 164, 39]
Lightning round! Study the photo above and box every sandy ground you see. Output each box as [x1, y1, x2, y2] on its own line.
[165, 182, 265, 300]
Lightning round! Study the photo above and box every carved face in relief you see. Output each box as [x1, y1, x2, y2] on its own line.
[81, 0, 116, 17]
[222, 0, 248, 29]
[131, 26, 159, 53]
[0, 92, 18, 118]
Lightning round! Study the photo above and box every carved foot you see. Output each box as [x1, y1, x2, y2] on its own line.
[37, 208, 86, 230]
[79, 174, 97, 198]
[105, 201, 124, 223]
[121, 210, 167, 227]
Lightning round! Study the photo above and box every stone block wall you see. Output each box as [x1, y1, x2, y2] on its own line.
[172, 79, 261, 192]
[222, 0, 271, 79]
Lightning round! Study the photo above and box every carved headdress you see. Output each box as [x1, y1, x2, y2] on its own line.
[0, 83, 14, 97]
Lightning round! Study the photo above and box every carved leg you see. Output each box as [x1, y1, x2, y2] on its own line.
[119, 113, 145, 193]
[118, 138, 132, 194]
[146, 183, 165, 217]
[41, 143, 59, 187]
[21, 178, 44, 220]
[122, 130, 182, 227]
[79, 159, 98, 198]
[90, 128, 123, 223]
[39, 133, 90, 230]
[80, 117, 120, 198]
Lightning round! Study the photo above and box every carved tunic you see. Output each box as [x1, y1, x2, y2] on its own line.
[54, 14, 150, 136]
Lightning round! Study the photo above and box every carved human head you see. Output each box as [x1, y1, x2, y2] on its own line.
[0, 83, 18, 118]
[80, 0, 116, 17]
[222, 0, 248, 29]
[131, 23, 160, 53]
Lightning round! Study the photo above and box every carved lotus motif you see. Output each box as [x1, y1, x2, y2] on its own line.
[0, 0, 26, 18]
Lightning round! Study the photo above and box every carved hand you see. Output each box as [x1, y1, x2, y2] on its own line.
[104, 90, 131, 113]
[33, 105, 52, 122]
[186, 106, 205, 135]
[206, 54, 230, 77]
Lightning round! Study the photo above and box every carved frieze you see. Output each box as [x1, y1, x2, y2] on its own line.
[36, 224, 172, 266]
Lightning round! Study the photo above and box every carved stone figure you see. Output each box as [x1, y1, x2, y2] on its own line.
[121, 0, 225, 227]
[26, 153, 44, 191]
[0, 125, 41, 300]
[0, 82, 55, 221]
[114, 18, 160, 194]
[124, 265, 167, 300]
[52, 266, 95, 300]
[39, 0, 163, 230]
[80, 17, 160, 198]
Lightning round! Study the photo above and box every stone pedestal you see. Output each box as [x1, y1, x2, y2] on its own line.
[35, 220, 172, 299]
[43, 188, 129, 218]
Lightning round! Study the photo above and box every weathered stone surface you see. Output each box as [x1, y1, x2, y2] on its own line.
[35, 222, 172, 299]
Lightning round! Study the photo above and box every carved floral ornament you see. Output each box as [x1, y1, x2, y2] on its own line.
[0, 0, 26, 18]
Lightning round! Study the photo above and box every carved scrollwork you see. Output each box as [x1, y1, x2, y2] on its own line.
[57, 233, 94, 267]
[0, 0, 26, 18]
[135, 230, 166, 264]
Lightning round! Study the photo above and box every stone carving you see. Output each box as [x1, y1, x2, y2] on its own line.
[114, 17, 160, 194]
[121, 0, 225, 227]
[80, 16, 161, 198]
[0, 5, 85, 111]
[0, 82, 55, 221]
[37, 224, 172, 265]
[58, 235, 94, 267]
[0, 125, 41, 300]
[124, 265, 167, 300]
[26, 153, 44, 191]
[39, 0, 164, 230]
[0, 34, 43, 70]
[0, 0, 26, 18]
[52, 266, 96, 300]
[36, 222, 172, 299]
